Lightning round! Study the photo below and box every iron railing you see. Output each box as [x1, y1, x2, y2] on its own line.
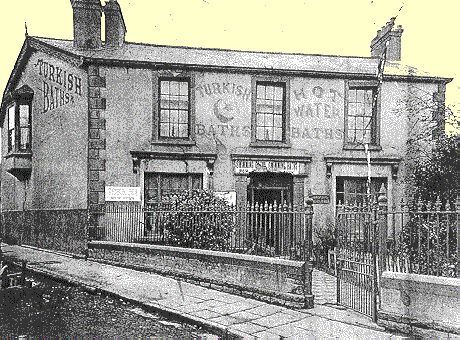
[385, 197, 459, 278]
[90, 201, 314, 261]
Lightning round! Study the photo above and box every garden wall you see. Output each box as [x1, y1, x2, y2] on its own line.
[88, 241, 314, 308]
[378, 271, 460, 336]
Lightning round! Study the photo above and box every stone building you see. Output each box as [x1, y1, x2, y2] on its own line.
[1, 0, 451, 235]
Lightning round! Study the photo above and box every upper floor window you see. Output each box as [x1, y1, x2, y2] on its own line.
[5, 85, 33, 153]
[255, 82, 285, 141]
[346, 87, 377, 146]
[159, 78, 190, 139]
[251, 79, 290, 148]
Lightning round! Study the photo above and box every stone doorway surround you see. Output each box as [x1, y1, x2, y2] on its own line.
[231, 148, 312, 210]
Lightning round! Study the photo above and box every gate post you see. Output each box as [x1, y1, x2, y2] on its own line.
[303, 196, 314, 308]
[378, 186, 388, 277]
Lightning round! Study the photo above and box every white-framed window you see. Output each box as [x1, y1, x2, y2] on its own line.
[158, 78, 190, 139]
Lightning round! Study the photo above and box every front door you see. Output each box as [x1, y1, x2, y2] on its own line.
[247, 173, 293, 255]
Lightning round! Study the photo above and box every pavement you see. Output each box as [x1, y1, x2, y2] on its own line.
[0, 243, 407, 339]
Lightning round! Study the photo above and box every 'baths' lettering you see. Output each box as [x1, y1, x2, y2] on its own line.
[196, 124, 343, 141]
[196, 124, 251, 137]
[291, 127, 343, 140]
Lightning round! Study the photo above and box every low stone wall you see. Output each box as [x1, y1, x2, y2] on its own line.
[88, 241, 314, 308]
[378, 271, 460, 336]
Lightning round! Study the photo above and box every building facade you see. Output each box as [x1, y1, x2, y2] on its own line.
[1, 0, 451, 235]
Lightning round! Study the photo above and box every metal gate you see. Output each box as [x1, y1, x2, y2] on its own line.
[335, 204, 379, 322]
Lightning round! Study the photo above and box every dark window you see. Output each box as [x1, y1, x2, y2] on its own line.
[159, 79, 190, 139]
[7, 102, 31, 152]
[144, 173, 202, 205]
[336, 177, 386, 206]
[255, 82, 285, 142]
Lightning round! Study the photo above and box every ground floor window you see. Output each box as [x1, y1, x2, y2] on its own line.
[336, 177, 386, 206]
[144, 173, 202, 206]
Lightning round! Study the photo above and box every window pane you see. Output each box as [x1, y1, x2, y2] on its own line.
[178, 99, 188, 110]
[256, 127, 264, 140]
[19, 105, 29, 127]
[8, 105, 15, 129]
[179, 82, 188, 96]
[20, 127, 30, 149]
[264, 114, 273, 127]
[257, 114, 264, 126]
[169, 96, 179, 109]
[159, 123, 169, 137]
[356, 90, 364, 102]
[274, 87, 283, 100]
[349, 89, 356, 102]
[265, 86, 273, 99]
[178, 124, 188, 138]
[274, 115, 282, 127]
[257, 85, 265, 99]
[178, 111, 188, 124]
[273, 103, 282, 114]
[348, 103, 356, 117]
[170, 81, 179, 95]
[170, 110, 178, 123]
[274, 128, 283, 141]
[160, 110, 169, 123]
[160, 82, 169, 94]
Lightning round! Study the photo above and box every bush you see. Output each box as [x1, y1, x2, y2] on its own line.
[162, 190, 235, 251]
[391, 217, 457, 277]
[313, 222, 336, 269]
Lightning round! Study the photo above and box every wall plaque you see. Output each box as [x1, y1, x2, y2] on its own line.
[311, 194, 330, 204]
[233, 160, 303, 175]
[105, 187, 141, 202]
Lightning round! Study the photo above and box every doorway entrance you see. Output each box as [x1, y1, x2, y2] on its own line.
[247, 173, 293, 208]
[246, 173, 293, 255]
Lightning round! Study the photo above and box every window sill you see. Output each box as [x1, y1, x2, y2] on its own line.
[5, 150, 32, 159]
[342, 144, 382, 151]
[151, 139, 196, 147]
[250, 141, 292, 149]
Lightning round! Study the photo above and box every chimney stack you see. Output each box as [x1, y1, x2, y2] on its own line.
[371, 18, 404, 61]
[70, 0, 103, 50]
[104, 0, 127, 48]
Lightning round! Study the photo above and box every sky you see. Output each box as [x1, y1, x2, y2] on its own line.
[0, 0, 458, 134]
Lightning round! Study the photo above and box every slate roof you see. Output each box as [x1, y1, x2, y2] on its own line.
[30, 36, 448, 80]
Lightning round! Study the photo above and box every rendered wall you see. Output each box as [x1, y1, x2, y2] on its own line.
[99, 65, 439, 229]
[1, 50, 87, 210]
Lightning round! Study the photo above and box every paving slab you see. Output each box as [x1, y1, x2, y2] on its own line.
[1, 244, 409, 339]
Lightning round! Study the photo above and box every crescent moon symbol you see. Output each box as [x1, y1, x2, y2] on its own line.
[213, 99, 234, 124]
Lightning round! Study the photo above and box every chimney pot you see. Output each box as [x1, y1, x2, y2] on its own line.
[371, 18, 403, 61]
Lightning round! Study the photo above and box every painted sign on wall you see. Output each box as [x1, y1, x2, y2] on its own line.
[233, 160, 303, 175]
[291, 81, 344, 141]
[105, 187, 141, 201]
[34, 59, 83, 113]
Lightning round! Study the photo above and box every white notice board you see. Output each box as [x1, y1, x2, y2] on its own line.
[105, 186, 141, 202]
[214, 191, 236, 206]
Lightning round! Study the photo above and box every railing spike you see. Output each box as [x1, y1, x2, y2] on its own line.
[435, 196, 442, 211]
[445, 200, 451, 212]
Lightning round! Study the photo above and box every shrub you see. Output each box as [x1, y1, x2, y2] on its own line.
[391, 216, 457, 277]
[162, 190, 235, 251]
[313, 222, 336, 268]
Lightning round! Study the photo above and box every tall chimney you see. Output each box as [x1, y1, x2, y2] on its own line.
[70, 0, 103, 50]
[370, 18, 404, 61]
[104, 0, 127, 48]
